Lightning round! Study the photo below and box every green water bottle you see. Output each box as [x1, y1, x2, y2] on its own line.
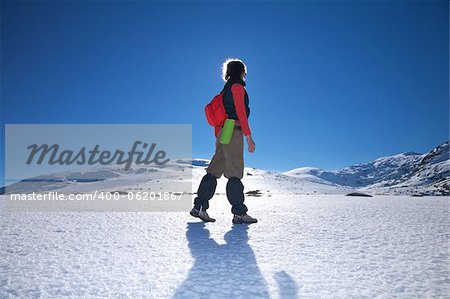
[220, 119, 235, 144]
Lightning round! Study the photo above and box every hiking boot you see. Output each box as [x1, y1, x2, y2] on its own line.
[232, 213, 258, 224]
[190, 207, 216, 223]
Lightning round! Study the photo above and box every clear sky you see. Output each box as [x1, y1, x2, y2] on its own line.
[1, 0, 449, 186]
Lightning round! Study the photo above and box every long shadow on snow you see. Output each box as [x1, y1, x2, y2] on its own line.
[275, 270, 299, 298]
[173, 222, 270, 298]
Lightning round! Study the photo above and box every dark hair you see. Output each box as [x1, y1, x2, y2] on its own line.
[222, 58, 247, 82]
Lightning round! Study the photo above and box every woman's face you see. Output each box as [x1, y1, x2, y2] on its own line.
[241, 71, 246, 80]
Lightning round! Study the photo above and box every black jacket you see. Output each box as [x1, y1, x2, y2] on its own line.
[221, 78, 250, 120]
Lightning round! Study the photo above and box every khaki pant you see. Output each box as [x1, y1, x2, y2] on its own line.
[206, 127, 244, 179]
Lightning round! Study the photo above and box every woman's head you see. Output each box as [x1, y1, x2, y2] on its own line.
[222, 58, 247, 82]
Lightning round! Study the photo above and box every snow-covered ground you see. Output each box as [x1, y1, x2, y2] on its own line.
[1, 194, 449, 298]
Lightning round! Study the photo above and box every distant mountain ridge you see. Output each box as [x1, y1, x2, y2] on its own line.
[1, 142, 448, 196]
[284, 141, 449, 196]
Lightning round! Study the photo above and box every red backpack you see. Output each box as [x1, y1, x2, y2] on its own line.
[205, 92, 227, 126]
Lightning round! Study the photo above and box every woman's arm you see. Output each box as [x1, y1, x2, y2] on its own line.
[231, 84, 251, 136]
[231, 83, 255, 153]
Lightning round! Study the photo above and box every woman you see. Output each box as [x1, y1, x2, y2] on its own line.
[190, 58, 257, 224]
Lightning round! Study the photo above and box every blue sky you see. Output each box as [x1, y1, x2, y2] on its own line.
[1, 0, 448, 186]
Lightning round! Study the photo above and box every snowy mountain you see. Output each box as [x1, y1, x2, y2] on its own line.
[285, 141, 449, 196]
[1, 142, 448, 196]
[0, 159, 354, 197]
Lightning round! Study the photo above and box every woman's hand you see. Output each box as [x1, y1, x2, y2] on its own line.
[246, 135, 255, 153]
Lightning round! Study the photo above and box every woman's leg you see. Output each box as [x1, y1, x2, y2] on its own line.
[193, 141, 225, 211]
[193, 173, 217, 211]
[226, 177, 248, 215]
[222, 129, 248, 215]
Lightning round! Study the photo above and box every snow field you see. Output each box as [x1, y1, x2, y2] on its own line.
[1, 195, 449, 298]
